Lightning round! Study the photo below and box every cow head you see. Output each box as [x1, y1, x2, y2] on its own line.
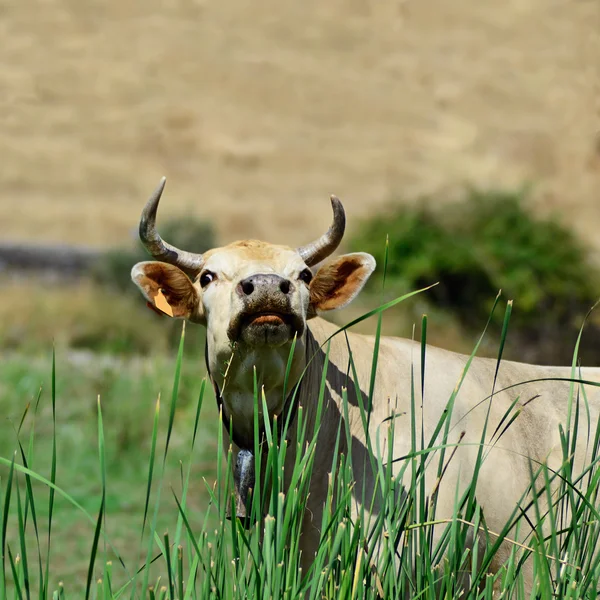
[131, 178, 375, 438]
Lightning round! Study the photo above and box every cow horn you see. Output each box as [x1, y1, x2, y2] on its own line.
[297, 195, 346, 266]
[139, 177, 205, 276]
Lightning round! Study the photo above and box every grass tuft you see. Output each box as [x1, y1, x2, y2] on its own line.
[1, 291, 600, 598]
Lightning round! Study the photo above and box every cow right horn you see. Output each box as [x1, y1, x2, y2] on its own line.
[297, 195, 346, 267]
[138, 177, 205, 277]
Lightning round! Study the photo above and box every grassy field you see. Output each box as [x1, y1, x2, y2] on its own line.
[0, 277, 470, 597]
[0, 342, 219, 595]
[2, 306, 600, 598]
[2, 0, 599, 251]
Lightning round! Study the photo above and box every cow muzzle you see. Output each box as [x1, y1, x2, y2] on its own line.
[228, 273, 304, 346]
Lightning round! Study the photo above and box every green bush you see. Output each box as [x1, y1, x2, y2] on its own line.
[349, 189, 600, 364]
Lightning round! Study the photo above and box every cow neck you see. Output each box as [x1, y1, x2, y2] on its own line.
[204, 340, 304, 452]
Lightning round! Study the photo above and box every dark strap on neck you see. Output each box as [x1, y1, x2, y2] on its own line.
[205, 341, 301, 451]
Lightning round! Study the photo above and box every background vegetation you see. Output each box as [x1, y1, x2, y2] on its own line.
[2, 309, 600, 598]
[0, 348, 218, 596]
[349, 189, 600, 365]
[0, 217, 215, 356]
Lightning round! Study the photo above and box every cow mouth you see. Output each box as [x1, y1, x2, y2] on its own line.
[243, 311, 293, 327]
[229, 309, 304, 346]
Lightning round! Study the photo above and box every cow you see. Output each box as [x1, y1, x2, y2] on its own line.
[131, 178, 600, 594]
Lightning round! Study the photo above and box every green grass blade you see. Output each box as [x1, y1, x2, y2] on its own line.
[324, 283, 438, 346]
[8, 545, 24, 600]
[164, 322, 186, 462]
[141, 395, 161, 539]
[86, 396, 107, 600]
[171, 490, 213, 586]
[15, 480, 30, 600]
[191, 378, 207, 451]
[177, 545, 184, 600]
[171, 378, 207, 584]
[1, 453, 16, 596]
[16, 442, 41, 600]
[467, 299, 513, 517]
[44, 348, 58, 598]
[367, 235, 389, 427]
[141, 323, 186, 596]
[0, 459, 103, 533]
[97, 396, 108, 580]
[85, 497, 105, 600]
[163, 531, 174, 600]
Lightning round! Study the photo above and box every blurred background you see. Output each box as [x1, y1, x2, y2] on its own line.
[0, 0, 599, 590]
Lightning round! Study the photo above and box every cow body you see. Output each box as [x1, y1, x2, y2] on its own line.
[277, 317, 600, 580]
[131, 178, 600, 593]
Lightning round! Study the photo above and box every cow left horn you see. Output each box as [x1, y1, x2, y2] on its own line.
[297, 195, 346, 266]
[138, 177, 205, 276]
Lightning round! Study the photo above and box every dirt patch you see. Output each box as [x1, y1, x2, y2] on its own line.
[1, 0, 599, 250]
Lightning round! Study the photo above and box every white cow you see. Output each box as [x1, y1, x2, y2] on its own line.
[132, 178, 600, 593]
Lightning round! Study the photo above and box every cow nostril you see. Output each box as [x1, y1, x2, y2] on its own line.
[241, 280, 254, 296]
[279, 280, 291, 295]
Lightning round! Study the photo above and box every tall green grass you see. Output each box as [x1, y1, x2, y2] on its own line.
[1, 296, 600, 598]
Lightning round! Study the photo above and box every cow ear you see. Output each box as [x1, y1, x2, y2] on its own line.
[309, 253, 376, 314]
[131, 262, 204, 323]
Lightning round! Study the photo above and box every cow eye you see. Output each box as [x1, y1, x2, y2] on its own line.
[200, 271, 216, 288]
[299, 268, 313, 284]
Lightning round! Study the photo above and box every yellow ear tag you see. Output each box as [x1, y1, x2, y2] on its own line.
[154, 289, 174, 317]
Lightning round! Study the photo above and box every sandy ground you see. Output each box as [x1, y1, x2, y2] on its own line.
[1, 0, 599, 251]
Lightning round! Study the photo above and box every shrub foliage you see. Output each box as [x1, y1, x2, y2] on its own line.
[349, 189, 600, 364]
